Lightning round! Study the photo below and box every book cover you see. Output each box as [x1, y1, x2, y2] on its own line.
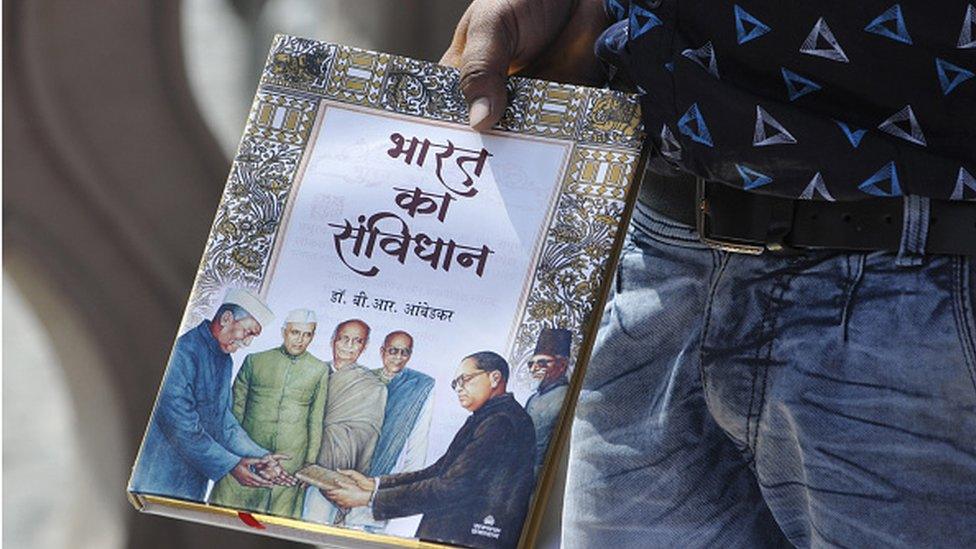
[127, 35, 644, 548]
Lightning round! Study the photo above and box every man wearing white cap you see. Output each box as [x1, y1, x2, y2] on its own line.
[209, 308, 330, 519]
[129, 288, 290, 502]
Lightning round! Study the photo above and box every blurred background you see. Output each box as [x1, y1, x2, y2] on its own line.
[3, 1, 566, 547]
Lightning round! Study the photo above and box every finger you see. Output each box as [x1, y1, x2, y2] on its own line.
[245, 468, 274, 487]
[458, 6, 516, 131]
[278, 473, 300, 485]
[439, 5, 471, 67]
[269, 453, 291, 461]
[517, 0, 610, 86]
[338, 470, 364, 483]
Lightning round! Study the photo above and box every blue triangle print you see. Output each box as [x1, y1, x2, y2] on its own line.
[734, 5, 772, 44]
[859, 161, 902, 197]
[960, 4, 976, 48]
[607, 0, 627, 21]
[736, 164, 774, 190]
[951, 167, 976, 200]
[781, 68, 822, 101]
[835, 120, 867, 148]
[936, 58, 974, 95]
[677, 103, 714, 147]
[630, 5, 663, 39]
[865, 4, 913, 45]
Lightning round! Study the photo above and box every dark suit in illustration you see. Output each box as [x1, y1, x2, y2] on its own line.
[372, 393, 536, 548]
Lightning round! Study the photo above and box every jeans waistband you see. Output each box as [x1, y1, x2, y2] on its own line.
[630, 200, 710, 249]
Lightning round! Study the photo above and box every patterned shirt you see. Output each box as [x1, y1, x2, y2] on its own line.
[598, 0, 976, 201]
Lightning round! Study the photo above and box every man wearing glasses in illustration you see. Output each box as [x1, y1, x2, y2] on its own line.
[326, 351, 536, 548]
[525, 328, 572, 475]
[369, 331, 435, 479]
[345, 330, 436, 531]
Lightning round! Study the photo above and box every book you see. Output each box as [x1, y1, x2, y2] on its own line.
[127, 34, 645, 549]
[295, 465, 351, 491]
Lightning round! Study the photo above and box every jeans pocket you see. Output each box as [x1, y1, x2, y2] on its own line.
[611, 225, 713, 341]
[613, 244, 663, 340]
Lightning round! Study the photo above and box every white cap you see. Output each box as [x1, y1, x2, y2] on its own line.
[222, 288, 274, 328]
[284, 309, 317, 325]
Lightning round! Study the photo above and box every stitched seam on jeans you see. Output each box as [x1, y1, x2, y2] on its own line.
[698, 252, 731, 414]
[746, 268, 778, 457]
[752, 270, 795, 456]
[951, 257, 976, 398]
[840, 254, 867, 343]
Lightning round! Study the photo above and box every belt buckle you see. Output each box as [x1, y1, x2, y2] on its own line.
[695, 178, 766, 255]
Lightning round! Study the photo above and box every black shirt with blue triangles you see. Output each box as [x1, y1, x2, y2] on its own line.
[597, 0, 976, 201]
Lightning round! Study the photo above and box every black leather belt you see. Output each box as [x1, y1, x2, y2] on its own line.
[638, 172, 976, 256]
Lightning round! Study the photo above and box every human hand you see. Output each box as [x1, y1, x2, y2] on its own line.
[337, 469, 376, 492]
[440, 0, 610, 130]
[324, 483, 372, 509]
[230, 457, 274, 488]
[254, 453, 300, 486]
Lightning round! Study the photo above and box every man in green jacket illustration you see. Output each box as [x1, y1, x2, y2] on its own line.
[210, 309, 330, 519]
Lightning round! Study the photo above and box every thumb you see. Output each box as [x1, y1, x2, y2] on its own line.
[458, 11, 515, 131]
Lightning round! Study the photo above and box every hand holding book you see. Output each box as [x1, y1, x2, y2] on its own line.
[440, 0, 609, 130]
[325, 470, 375, 509]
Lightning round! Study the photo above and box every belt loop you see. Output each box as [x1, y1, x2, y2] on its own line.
[895, 195, 930, 267]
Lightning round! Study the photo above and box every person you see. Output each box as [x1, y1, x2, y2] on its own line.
[326, 351, 536, 549]
[128, 289, 292, 501]
[209, 309, 330, 519]
[442, 1, 976, 548]
[369, 331, 435, 478]
[302, 318, 387, 524]
[524, 328, 571, 475]
[345, 330, 435, 531]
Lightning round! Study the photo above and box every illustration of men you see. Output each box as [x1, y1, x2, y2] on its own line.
[129, 289, 290, 501]
[302, 318, 387, 524]
[346, 330, 435, 530]
[327, 351, 536, 549]
[524, 328, 571, 475]
[209, 309, 330, 519]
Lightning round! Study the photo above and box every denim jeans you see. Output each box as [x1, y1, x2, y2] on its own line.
[563, 202, 976, 548]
